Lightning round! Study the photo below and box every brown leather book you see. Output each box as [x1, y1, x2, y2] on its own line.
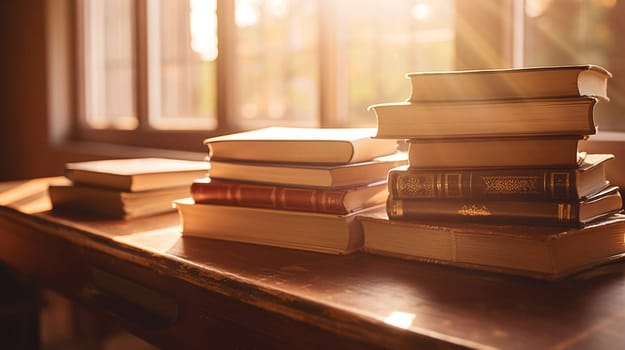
[386, 186, 622, 227]
[191, 178, 387, 214]
[388, 154, 613, 201]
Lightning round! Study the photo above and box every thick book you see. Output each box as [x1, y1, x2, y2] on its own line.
[360, 210, 625, 280]
[65, 158, 209, 192]
[48, 181, 189, 219]
[406, 64, 611, 102]
[208, 152, 408, 189]
[175, 198, 378, 254]
[386, 186, 622, 227]
[389, 154, 613, 201]
[369, 96, 597, 139]
[408, 136, 583, 168]
[204, 127, 398, 164]
[190, 178, 388, 214]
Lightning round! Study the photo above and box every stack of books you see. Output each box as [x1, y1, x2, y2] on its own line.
[174, 127, 407, 254]
[362, 65, 625, 279]
[48, 158, 209, 219]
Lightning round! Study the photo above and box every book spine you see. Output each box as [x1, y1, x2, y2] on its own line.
[388, 168, 576, 201]
[386, 198, 580, 225]
[191, 181, 350, 214]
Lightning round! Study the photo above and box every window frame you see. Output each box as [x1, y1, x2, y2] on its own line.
[70, 0, 352, 152]
[67, 1, 625, 151]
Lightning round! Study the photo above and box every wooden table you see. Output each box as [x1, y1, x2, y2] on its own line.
[1, 178, 625, 349]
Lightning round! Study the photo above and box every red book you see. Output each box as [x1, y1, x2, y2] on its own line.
[191, 178, 388, 214]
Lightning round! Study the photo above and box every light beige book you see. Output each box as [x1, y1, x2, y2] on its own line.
[406, 64, 611, 102]
[408, 136, 583, 168]
[175, 198, 380, 254]
[208, 152, 408, 189]
[204, 127, 398, 164]
[65, 158, 209, 192]
[369, 97, 597, 139]
[49, 180, 189, 219]
[361, 209, 625, 280]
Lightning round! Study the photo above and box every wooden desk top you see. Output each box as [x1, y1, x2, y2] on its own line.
[1, 178, 625, 349]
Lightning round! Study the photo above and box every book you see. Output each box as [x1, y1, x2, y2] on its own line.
[389, 154, 613, 201]
[408, 136, 583, 168]
[190, 178, 388, 214]
[204, 127, 398, 164]
[174, 198, 378, 254]
[48, 181, 189, 219]
[208, 152, 408, 189]
[406, 65, 611, 102]
[65, 158, 209, 192]
[369, 96, 597, 139]
[360, 209, 625, 280]
[386, 186, 622, 227]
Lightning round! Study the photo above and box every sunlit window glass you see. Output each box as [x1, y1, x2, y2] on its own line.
[82, 0, 137, 129]
[524, 0, 625, 131]
[234, 0, 319, 129]
[342, 0, 455, 125]
[153, 0, 217, 129]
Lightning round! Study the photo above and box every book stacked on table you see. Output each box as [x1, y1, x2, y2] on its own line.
[362, 65, 625, 279]
[48, 158, 209, 219]
[174, 127, 407, 254]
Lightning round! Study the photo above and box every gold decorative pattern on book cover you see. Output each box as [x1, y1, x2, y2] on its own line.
[457, 204, 491, 216]
[481, 176, 540, 194]
[396, 174, 437, 198]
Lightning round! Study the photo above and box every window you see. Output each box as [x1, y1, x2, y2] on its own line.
[73, 0, 625, 152]
[523, 0, 625, 131]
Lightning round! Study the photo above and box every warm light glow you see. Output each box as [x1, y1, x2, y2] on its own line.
[525, 0, 552, 18]
[190, 0, 218, 61]
[236, 0, 260, 27]
[0, 179, 53, 213]
[601, 0, 617, 8]
[384, 311, 416, 329]
[412, 2, 432, 21]
[113, 227, 182, 252]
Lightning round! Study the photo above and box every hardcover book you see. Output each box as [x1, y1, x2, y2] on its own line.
[65, 158, 209, 192]
[389, 154, 613, 201]
[386, 186, 623, 227]
[369, 96, 597, 139]
[175, 198, 379, 254]
[408, 136, 583, 168]
[406, 64, 611, 102]
[48, 180, 189, 219]
[204, 127, 398, 164]
[208, 152, 408, 189]
[361, 210, 625, 280]
[191, 178, 388, 214]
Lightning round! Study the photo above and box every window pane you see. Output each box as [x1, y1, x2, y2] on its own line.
[343, 0, 455, 125]
[82, 0, 137, 129]
[235, 0, 319, 128]
[524, 0, 625, 131]
[153, 0, 217, 129]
